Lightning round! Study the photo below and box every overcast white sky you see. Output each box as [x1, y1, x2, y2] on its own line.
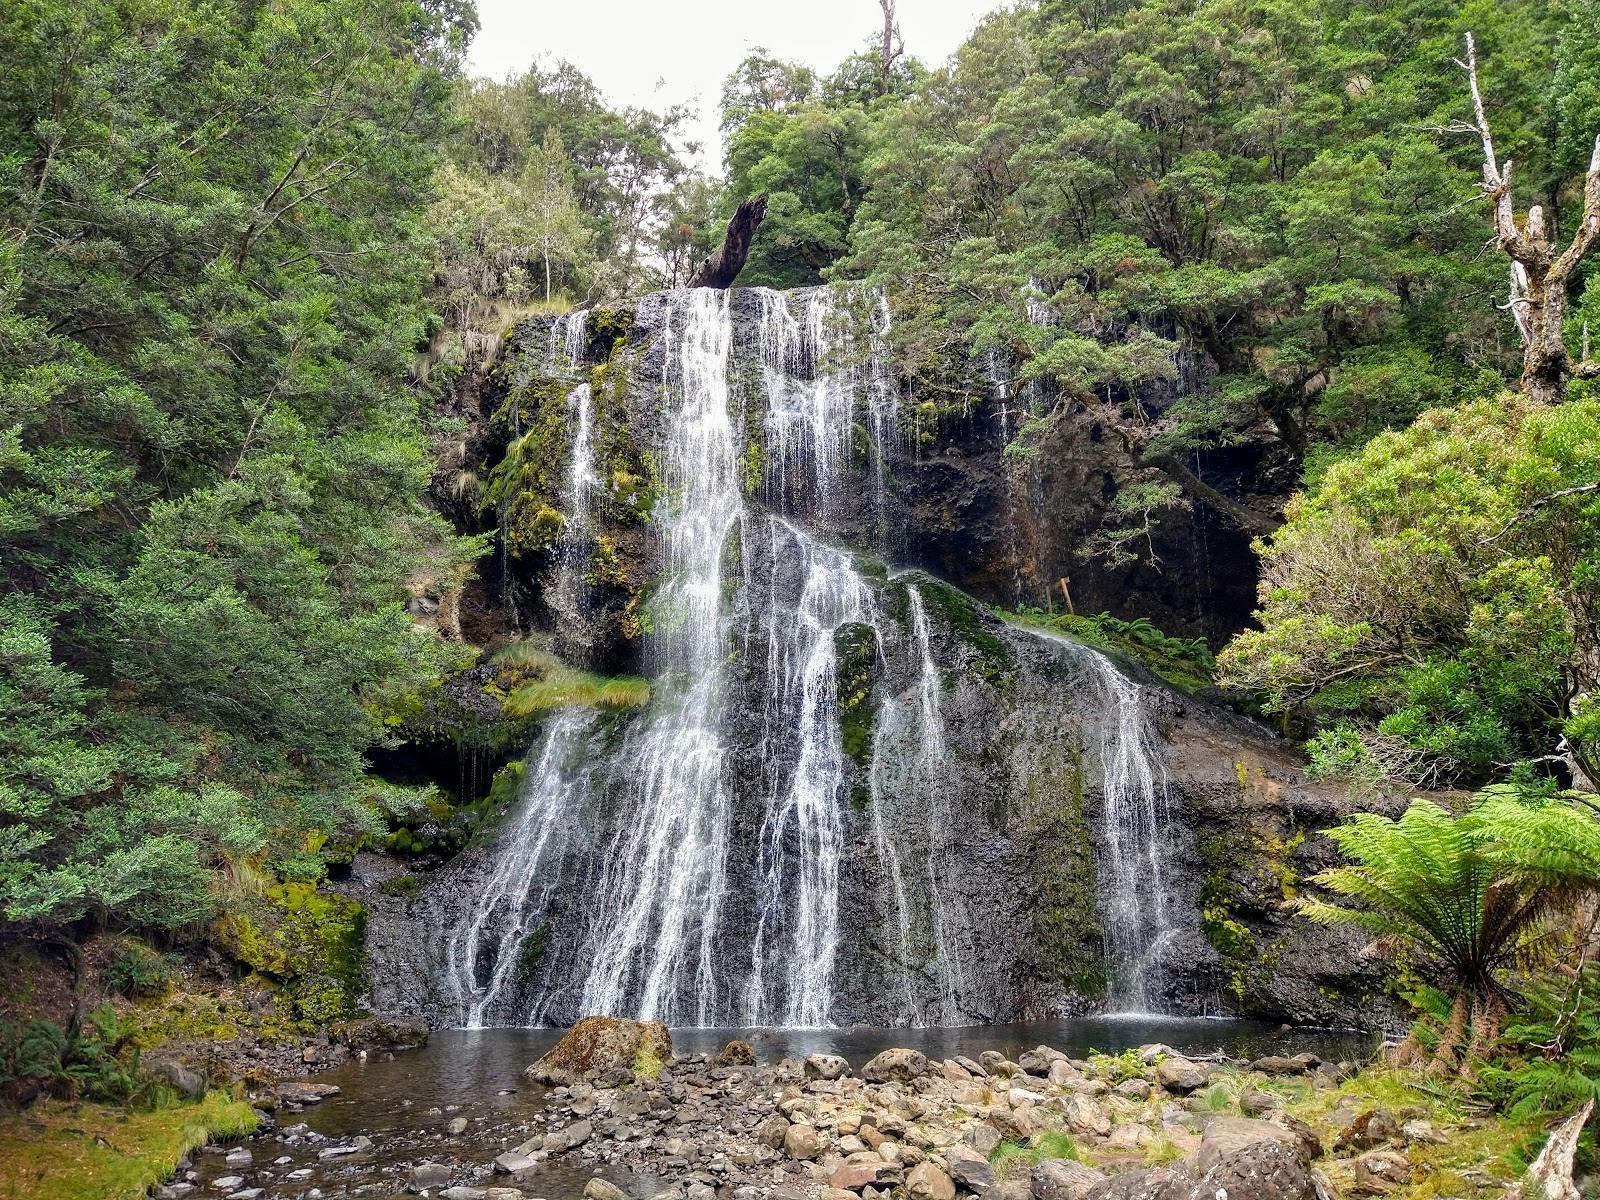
[466, 0, 1007, 173]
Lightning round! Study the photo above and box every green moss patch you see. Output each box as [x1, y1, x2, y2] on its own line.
[920, 581, 1013, 687]
[835, 622, 880, 766]
[0, 1092, 257, 1200]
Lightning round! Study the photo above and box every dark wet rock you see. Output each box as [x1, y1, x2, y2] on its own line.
[1085, 1167, 1192, 1200]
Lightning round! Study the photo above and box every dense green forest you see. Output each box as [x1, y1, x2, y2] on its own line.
[5, 0, 1600, 1177]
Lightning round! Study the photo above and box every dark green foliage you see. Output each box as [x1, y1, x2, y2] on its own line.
[0, 0, 476, 928]
[834, 622, 880, 766]
[0, 1006, 139, 1107]
[103, 940, 174, 1000]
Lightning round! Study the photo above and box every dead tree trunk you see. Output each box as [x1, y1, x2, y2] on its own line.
[877, 0, 904, 96]
[1456, 32, 1600, 403]
[689, 195, 768, 290]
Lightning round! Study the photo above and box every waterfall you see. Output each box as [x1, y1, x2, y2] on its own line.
[445, 710, 600, 1028]
[1011, 623, 1174, 1012]
[756, 285, 898, 539]
[430, 283, 1191, 1031]
[744, 517, 876, 1026]
[908, 586, 967, 1023]
[577, 288, 739, 1024]
[1086, 652, 1174, 1011]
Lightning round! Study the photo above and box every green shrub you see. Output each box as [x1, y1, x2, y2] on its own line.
[103, 941, 174, 1000]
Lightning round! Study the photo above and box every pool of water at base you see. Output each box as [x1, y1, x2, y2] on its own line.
[188, 1017, 1378, 1200]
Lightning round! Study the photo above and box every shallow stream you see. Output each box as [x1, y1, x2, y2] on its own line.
[185, 1018, 1377, 1200]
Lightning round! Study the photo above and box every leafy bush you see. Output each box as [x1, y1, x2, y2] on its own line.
[103, 941, 174, 1000]
[1221, 394, 1600, 786]
[0, 1006, 138, 1107]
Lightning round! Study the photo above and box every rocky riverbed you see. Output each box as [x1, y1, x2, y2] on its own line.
[155, 1018, 1503, 1200]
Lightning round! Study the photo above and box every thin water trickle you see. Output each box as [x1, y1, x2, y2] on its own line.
[446, 710, 599, 1028]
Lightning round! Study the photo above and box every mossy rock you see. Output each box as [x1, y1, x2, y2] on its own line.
[835, 622, 880, 766]
[212, 881, 366, 1028]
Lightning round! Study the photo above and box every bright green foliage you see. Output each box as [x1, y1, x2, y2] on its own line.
[447, 61, 688, 300]
[1298, 788, 1600, 1069]
[720, 47, 917, 287]
[1483, 962, 1600, 1120]
[0, 0, 473, 929]
[1220, 394, 1600, 785]
[491, 642, 651, 716]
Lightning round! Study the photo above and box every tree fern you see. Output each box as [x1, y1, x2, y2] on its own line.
[1298, 794, 1600, 1070]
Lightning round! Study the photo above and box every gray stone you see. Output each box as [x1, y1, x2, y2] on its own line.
[1400, 1119, 1447, 1146]
[494, 1152, 537, 1175]
[1048, 1060, 1084, 1088]
[440, 1189, 489, 1200]
[208, 1178, 244, 1193]
[1084, 1167, 1190, 1200]
[1017, 1047, 1064, 1076]
[806, 1054, 853, 1081]
[944, 1145, 995, 1194]
[147, 1057, 207, 1100]
[1060, 1094, 1111, 1139]
[585, 1179, 628, 1200]
[1190, 1139, 1317, 1200]
[1031, 1159, 1108, 1200]
[1155, 1058, 1210, 1093]
[966, 1124, 1001, 1155]
[1113, 1079, 1150, 1101]
[862, 1048, 929, 1084]
[1353, 1150, 1412, 1194]
[1196, 1116, 1307, 1174]
[411, 1162, 453, 1190]
[223, 1149, 252, 1168]
[446, 1116, 469, 1135]
[756, 1113, 790, 1149]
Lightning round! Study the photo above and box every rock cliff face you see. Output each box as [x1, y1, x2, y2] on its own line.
[367, 286, 1390, 1032]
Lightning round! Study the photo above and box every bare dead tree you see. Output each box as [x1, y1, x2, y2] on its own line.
[1452, 32, 1600, 404]
[877, 0, 905, 96]
[688, 195, 767, 289]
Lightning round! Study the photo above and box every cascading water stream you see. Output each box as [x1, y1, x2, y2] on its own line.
[445, 710, 600, 1028]
[576, 289, 739, 1024]
[908, 586, 967, 1023]
[743, 517, 875, 1027]
[1087, 652, 1174, 1011]
[1012, 624, 1175, 1012]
